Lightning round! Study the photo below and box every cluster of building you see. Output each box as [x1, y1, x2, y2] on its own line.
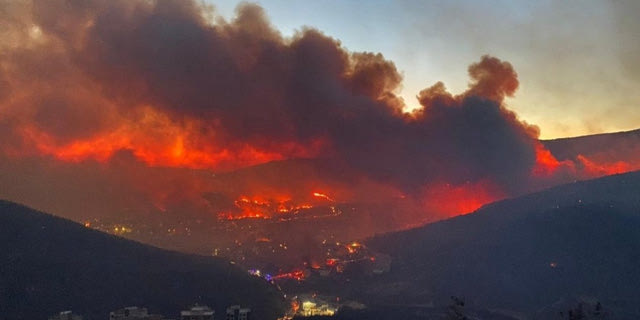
[277, 294, 366, 320]
[242, 241, 393, 286]
[299, 300, 337, 317]
[304, 242, 392, 278]
[49, 305, 251, 320]
[109, 306, 166, 320]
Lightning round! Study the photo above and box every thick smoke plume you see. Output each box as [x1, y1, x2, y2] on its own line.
[0, 0, 638, 226]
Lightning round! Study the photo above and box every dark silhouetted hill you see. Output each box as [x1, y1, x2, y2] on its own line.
[366, 171, 640, 319]
[0, 200, 286, 320]
[542, 128, 640, 161]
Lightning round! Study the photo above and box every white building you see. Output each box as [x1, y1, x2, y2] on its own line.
[48, 310, 83, 320]
[180, 305, 214, 320]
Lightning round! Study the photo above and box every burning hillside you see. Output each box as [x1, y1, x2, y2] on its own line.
[0, 0, 639, 233]
[218, 191, 338, 221]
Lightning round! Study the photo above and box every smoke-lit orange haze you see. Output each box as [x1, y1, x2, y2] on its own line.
[12, 106, 327, 171]
[0, 0, 639, 229]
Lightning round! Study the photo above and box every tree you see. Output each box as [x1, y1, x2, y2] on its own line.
[446, 296, 468, 320]
[559, 301, 607, 320]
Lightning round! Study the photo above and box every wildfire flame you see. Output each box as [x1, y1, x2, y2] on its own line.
[15, 107, 326, 171]
[313, 192, 335, 202]
[1, 0, 639, 232]
[221, 192, 331, 220]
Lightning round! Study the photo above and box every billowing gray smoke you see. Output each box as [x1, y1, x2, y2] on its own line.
[1, 0, 626, 224]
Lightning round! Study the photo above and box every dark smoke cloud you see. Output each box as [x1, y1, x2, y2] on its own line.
[330, 55, 539, 192]
[0, 0, 584, 219]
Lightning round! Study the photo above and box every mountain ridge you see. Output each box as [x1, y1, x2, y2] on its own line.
[362, 170, 640, 319]
[0, 200, 286, 320]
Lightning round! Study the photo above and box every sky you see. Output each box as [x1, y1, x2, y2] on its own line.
[210, 0, 640, 139]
